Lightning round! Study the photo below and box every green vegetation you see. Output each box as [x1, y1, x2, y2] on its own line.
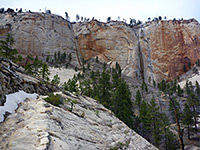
[135, 90, 142, 110]
[63, 76, 78, 93]
[138, 98, 165, 147]
[182, 103, 193, 140]
[39, 63, 50, 81]
[109, 140, 130, 150]
[0, 33, 18, 60]
[63, 62, 134, 128]
[51, 74, 60, 86]
[44, 93, 62, 107]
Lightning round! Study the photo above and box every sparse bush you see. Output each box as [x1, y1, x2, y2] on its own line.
[51, 74, 60, 86]
[44, 93, 62, 107]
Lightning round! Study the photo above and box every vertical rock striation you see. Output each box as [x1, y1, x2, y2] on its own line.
[74, 19, 200, 82]
[0, 12, 200, 82]
[0, 12, 79, 66]
[140, 19, 200, 82]
[73, 21, 140, 78]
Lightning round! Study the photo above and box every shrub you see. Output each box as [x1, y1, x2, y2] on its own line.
[44, 93, 62, 107]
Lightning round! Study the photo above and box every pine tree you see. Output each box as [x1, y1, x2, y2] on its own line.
[135, 90, 142, 110]
[79, 79, 92, 97]
[182, 103, 193, 140]
[153, 80, 156, 88]
[111, 78, 134, 127]
[177, 84, 183, 96]
[164, 127, 179, 150]
[187, 92, 199, 131]
[95, 56, 99, 63]
[39, 63, 50, 82]
[98, 70, 111, 107]
[33, 56, 43, 74]
[185, 80, 191, 95]
[196, 81, 200, 95]
[149, 98, 162, 147]
[0, 33, 18, 60]
[169, 97, 184, 150]
[111, 67, 120, 89]
[188, 62, 191, 70]
[24, 63, 33, 75]
[51, 74, 60, 86]
[139, 100, 152, 131]
[64, 77, 78, 93]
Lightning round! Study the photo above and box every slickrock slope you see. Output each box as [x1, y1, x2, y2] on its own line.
[0, 92, 157, 150]
[0, 12, 79, 66]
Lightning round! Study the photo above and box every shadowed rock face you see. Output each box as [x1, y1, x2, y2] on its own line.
[0, 12, 79, 66]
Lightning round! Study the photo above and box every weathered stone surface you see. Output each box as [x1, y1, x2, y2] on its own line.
[1, 12, 200, 82]
[73, 19, 200, 82]
[73, 21, 140, 78]
[0, 59, 58, 106]
[140, 19, 200, 82]
[0, 12, 79, 66]
[0, 92, 157, 150]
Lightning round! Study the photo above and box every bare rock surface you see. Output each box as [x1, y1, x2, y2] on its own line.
[140, 19, 200, 82]
[73, 21, 139, 78]
[73, 19, 200, 82]
[1, 12, 200, 82]
[0, 92, 157, 150]
[0, 12, 79, 66]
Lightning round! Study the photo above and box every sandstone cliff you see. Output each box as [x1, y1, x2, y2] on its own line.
[73, 19, 200, 82]
[0, 12, 200, 82]
[73, 21, 139, 78]
[140, 19, 200, 82]
[0, 12, 79, 66]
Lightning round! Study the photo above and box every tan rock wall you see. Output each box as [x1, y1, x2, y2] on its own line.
[73, 21, 140, 78]
[74, 19, 200, 82]
[141, 19, 200, 82]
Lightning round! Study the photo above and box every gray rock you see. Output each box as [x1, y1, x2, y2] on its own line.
[0, 12, 79, 67]
[0, 92, 157, 150]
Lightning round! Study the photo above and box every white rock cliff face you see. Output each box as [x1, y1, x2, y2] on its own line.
[0, 92, 157, 150]
[0, 12, 79, 66]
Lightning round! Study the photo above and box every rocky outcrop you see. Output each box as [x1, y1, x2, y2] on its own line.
[0, 91, 157, 150]
[0, 58, 58, 106]
[0, 12, 79, 66]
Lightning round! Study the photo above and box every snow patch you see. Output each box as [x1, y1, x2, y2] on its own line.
[0, 90, 38, 122]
